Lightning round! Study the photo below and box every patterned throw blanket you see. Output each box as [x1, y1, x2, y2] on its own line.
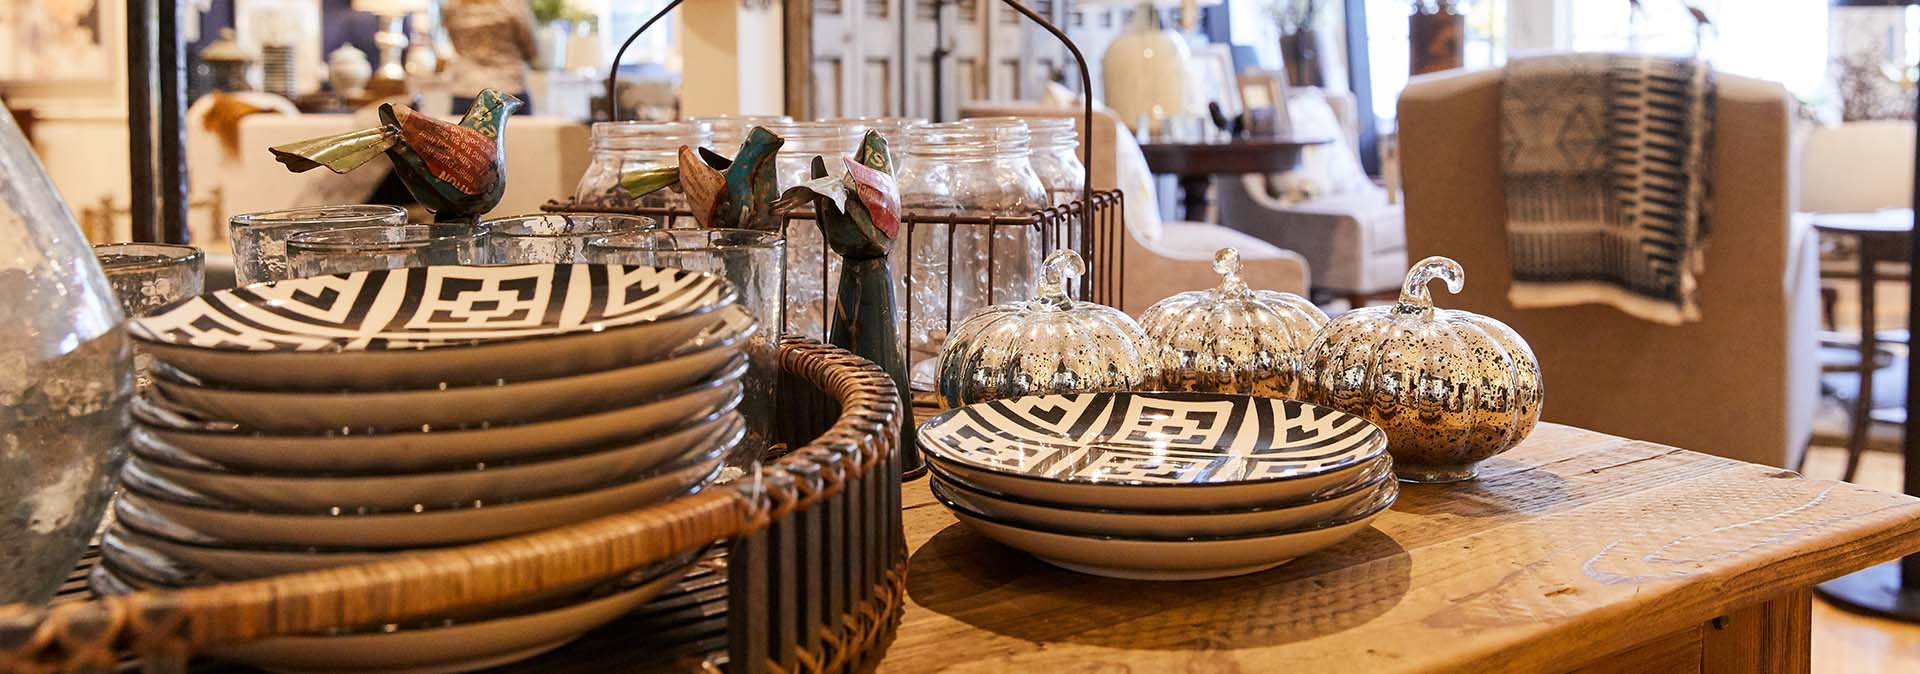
[1500, 53, 1715, 325]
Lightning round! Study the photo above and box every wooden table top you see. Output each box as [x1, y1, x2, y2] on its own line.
[1137, 136, 1331, 176]
[880, 422, 1920, 674]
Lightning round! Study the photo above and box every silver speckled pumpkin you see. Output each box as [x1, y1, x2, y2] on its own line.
[1299, 256, 1542, 483]
[935, 249, 1152, 407]
[1139, 248, 1329, 398]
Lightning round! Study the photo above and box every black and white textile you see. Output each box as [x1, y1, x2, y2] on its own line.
[1500, 53, 1715, 325]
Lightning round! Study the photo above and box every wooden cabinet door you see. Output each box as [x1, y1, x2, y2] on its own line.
[807, 0, 905, 119]
[803, 0, 1127, 120]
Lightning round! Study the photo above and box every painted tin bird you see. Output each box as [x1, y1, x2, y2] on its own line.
[772, 130, 920, 472]
[268, 89, 522, 223]
[617, 126, 784, 230]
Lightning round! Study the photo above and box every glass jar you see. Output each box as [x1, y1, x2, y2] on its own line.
[895, 120, 1049, 389]
[763, 120, 865, 341]
[0, 109, 133, 605]
[1024, 117, 1085, 208]
[571, 121, 710, 219]
[690, 114, 792, 156]
[821, 116, 925, 157]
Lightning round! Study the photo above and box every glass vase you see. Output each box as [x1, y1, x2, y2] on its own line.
[0, 108, 133, 606]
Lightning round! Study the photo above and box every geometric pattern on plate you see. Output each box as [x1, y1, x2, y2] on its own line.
[130, 264, 731, 352]
[918, 392, 1386, 486]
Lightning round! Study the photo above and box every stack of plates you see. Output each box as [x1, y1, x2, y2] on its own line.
[98, 263, 752, 674]
[918, 391, 1396, 581]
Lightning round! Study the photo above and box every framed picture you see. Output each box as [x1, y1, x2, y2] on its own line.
[1237, 69, 1294, 137]
[0, 0, 111, 83]
[1190, 43, 1242, 121]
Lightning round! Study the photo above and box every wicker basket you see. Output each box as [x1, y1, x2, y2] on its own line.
[0, 337, 906, 674]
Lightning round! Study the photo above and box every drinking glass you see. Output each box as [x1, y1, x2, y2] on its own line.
[589, 229, 784, 474]
[285, 225, 486, 278]
[229, 205, 408, 284]
[484, 214, 657, 263]
[93, 243, 206, 317]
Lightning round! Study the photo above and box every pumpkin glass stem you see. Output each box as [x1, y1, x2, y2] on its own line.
[1395, 255, 1466, 317]
[1033, 249, 1085, 311]
[1211, 247, 1252, 298]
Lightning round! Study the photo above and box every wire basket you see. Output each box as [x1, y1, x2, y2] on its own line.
[562, 0, 1128, 388]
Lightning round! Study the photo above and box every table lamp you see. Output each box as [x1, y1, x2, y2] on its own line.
[1823, 0, 1920, 625]
[353, 0, 428, 98]
[1083, 0, 1218, 135]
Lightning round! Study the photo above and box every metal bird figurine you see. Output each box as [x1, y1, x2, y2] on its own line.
[268, 89, 522, 223]
[773, 130, 920, 474]
[617, 126, 784, 230]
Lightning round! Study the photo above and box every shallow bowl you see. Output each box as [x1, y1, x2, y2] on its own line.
[927, 454, 1392, 538]
[116, 445, 729, 548]
[149, 310, 750, 433]
[932, 477, 1396, 581]
[133, 378, 742, 474]
[918, 391, 1389, 510]
[133, 263, 736, 390]
[129, 412, 742, 512]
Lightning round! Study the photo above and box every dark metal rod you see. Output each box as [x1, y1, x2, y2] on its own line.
[157, 0, 189, 244]
[604, 0, 684, 122]
[126, 0, 156, 243]
[1905, 74, 1920, 586]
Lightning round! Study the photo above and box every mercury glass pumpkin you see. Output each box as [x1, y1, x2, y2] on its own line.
[1140, 248, 1329, 398]
[935, 249, 1151, 407]
[1299, 256, 1542, 483]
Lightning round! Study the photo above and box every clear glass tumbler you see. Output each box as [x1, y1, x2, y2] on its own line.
[484, 213, 657, 264]
[229, 205, 408, 285]
[285, 224, 487, 278]
[92, 243, 206, 318]
[588, 229, 784, 474]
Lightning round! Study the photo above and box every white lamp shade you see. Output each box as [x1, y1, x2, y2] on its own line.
[1101, 26, 1192, 130]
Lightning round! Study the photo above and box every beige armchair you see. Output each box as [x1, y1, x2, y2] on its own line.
[961, 103, 1308, 314]
[1398, 67, 1819, 468]
[1215, 88, 1408, 306]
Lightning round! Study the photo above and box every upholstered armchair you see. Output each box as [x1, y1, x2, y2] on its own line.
[1398, 67, 1819, 468]
[960, 102, 1309, 314]
[1214, 88, 1408, 306]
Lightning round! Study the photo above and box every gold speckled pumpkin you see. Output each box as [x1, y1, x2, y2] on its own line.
[1139, 248, 1328, 398]
[1299, 256, 1542, 483]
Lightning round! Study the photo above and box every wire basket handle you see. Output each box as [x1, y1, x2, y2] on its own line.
[604, 0, 1097, 217]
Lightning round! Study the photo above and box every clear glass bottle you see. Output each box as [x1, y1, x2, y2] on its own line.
[895, 120, 1049, 389]
[0, 108, 133, 605]
[571, 121, 710, 219]
[764, 120, 865, 341]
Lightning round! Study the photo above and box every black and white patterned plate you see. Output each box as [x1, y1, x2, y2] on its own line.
[131, 264, 733, 352]
[918, 392, 1387, 507]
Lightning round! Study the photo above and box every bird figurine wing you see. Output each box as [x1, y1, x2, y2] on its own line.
[381, 103, 498, 196]
[269, 126, 401, 174]
[843, 157, 899, 240]
[771, 169, 851, 216]
[678, 144, 730, 226]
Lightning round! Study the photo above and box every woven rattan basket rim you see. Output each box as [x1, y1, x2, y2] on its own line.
[0, 336, 901, 671]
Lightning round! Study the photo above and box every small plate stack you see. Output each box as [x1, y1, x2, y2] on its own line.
[919, 391, 1396, 581]
[100, 263, 752, 674]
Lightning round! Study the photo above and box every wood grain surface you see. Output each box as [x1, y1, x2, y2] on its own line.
[882, 423, 1920, 674]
